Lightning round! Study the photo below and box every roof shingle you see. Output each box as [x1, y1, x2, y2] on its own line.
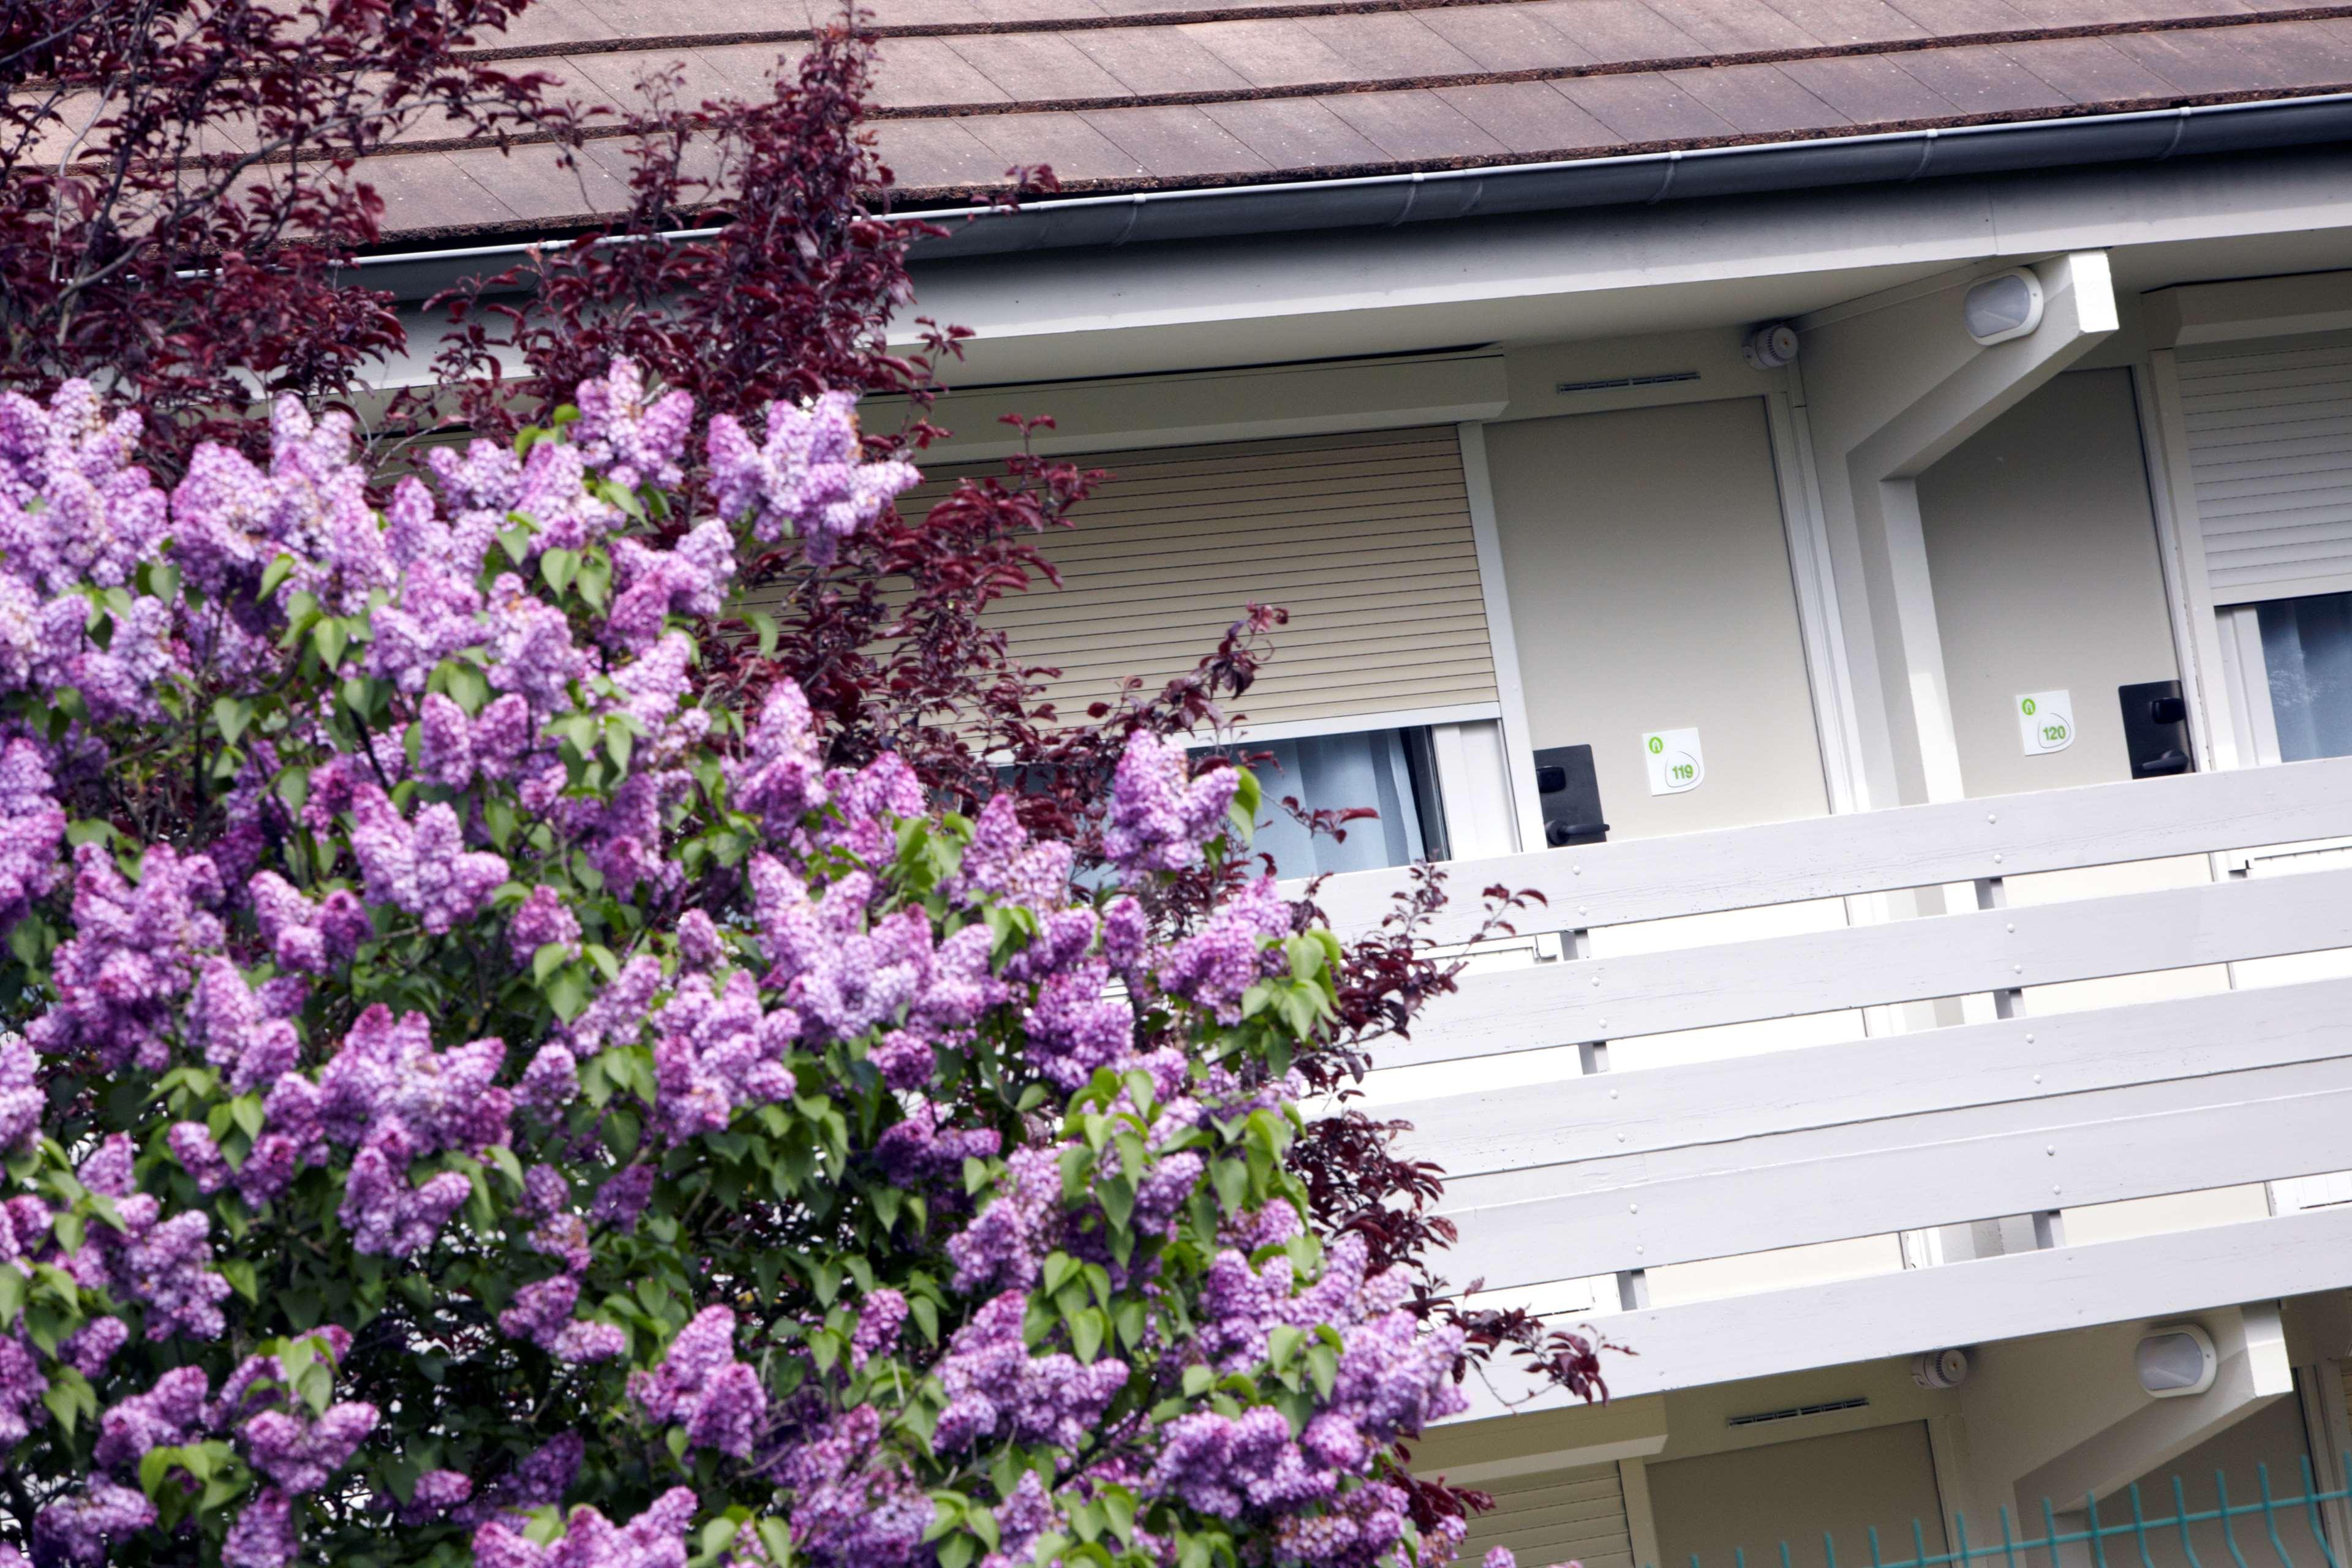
[344, 0, 2352, 239]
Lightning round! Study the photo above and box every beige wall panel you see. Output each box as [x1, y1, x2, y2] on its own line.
[1483, 398, 1828, 841]
[1917, 368, 2180, 799]
[1648, 1421, 1948, 1568]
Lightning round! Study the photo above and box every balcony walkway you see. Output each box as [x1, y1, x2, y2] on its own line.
[1312, 756, 2352, 1409]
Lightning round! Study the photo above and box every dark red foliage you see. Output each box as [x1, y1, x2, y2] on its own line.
[6, 0, 1607, 1534]
[0, 0, 553, 470]
[413, 18, 1618, 1504]
[424, 35, 959, 457]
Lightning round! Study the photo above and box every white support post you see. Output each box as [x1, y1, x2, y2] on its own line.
[1792, 254, 2122, 810]
[1458, 420, 1545, 856]
[1972, 872, 2062, 1251]
[1556, 921, 1645, 1309]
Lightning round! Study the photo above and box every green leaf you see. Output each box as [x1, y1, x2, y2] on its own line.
[43, 1368, 92, 1436]
[311, 617, 349, 671]
[533, 941, 572, 984]
[141, 1445, 184, 1498]
[211, 696, 253, 747]
[258, 554, 298, 602]
[218, 1259, 258, 1303]
[1305, 1342, 1340, 1400]
[1069, 1306, 1105, 1364]
[0, 1268, 23, 1327]
[500, 524, 534, 565]
[746, 610, 780, 658]
[296, 1360, 333, 1417]
[139, 559, 185, 603]
[545, 967, 589, 1022]
[1098, 1175, 1134, 1233]
[578, 552, 612, 612]
[541, 547, 580, 595]
[1210, 1158, 1249, 1214]
[1266, 1324, 1304, 1369]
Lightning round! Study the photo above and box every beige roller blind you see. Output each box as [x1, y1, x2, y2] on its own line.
[900, 426, 1501, 729]
[1459, 1462, 1637, 1568]
[2176, 332, 2352, 605]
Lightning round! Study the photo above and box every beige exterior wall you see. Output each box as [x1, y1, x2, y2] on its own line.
[2116, 1395, 2316, 1568]
[1483, 396, 1828, 842]
[1648, 1422, 1948, 1568]
[1916, 368, 2181, 799]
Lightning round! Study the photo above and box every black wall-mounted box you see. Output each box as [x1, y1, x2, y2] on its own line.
[2118, 679, 2194, 780]
[1532, 744, 1608, 846]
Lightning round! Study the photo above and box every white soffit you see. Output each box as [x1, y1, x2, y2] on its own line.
[898, 149, 2352, 386]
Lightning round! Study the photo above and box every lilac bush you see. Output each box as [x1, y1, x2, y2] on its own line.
[0, 368, 1535, 1568]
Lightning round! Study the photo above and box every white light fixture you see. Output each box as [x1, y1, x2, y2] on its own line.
[2136, 1323, 2218, 1398]
[1964, 268, 2045, 345]
[1744, 322, 1800, 370]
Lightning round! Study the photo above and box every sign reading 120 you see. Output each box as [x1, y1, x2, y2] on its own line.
[2015, 690, 2075, 756]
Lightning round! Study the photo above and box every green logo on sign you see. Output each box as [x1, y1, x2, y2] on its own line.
[2021, 697, 2038, 715]
[1647, 736, 1664, 754]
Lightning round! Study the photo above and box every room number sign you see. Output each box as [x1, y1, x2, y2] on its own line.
[2015, 690, 2075, 755]
[1642, 727, 1705, 795]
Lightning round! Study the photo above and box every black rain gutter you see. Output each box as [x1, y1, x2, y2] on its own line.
[356, 92, 2352, 296]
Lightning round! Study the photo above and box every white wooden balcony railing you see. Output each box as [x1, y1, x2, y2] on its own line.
[1312, 755, 2352, 1411]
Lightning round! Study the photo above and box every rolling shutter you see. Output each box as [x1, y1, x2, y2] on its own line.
[1458, 1462, 1637, 1568]
[2176, 333, 2352, 605]
[903, 426, 1501, 729]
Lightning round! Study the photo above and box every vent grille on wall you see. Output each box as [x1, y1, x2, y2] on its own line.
[1725, 1396, 1871, 1428]
[1457, 1463, 1636, 1568]
[2176, 333, 2352, 605]
[884, 428, 1502, 729]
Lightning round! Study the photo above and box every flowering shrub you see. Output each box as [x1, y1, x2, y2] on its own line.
[0, 366, 1545, 1568]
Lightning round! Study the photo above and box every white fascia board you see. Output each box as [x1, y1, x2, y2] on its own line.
[1446, 1205, 2352, 1415]
[895, 149, 2352, 378]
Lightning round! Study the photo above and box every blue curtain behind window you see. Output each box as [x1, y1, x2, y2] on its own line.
[2260, 592, 2352, 761]
[1219, 730, 1424, 879]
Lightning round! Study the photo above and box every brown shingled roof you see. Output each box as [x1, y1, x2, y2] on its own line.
[359, 0, 2352, 240]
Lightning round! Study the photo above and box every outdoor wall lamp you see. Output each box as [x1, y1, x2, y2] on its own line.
[1964, 268, 2046, 345]
[2135, 1323, 2218, 1398]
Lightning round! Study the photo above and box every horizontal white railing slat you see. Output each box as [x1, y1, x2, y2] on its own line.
[1442, 1054, 2352, 1286]
[1449, 1204, 2352, 1414]
[1384, 864, 2352, 1061]
[1396, 974, 2352, 1177]
[1313, 753, 2352, 944]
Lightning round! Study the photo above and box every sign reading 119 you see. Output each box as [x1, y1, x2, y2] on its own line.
[1643, 727, 1705, 796]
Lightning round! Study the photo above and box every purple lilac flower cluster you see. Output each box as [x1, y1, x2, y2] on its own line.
[707, 391, 921, 567]
[36, 1332, 374, 1568]
[472, 1487, 699, 1568]
[0, 363, 1494, 1568]
[628, 1305, 766, 1457]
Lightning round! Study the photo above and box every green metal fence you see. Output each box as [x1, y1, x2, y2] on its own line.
[1673, 1457, 2352, 1568]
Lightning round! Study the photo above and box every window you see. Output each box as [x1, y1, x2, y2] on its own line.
[2258, 590, 2352, 761]
[1200, 726, 1449, 880]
